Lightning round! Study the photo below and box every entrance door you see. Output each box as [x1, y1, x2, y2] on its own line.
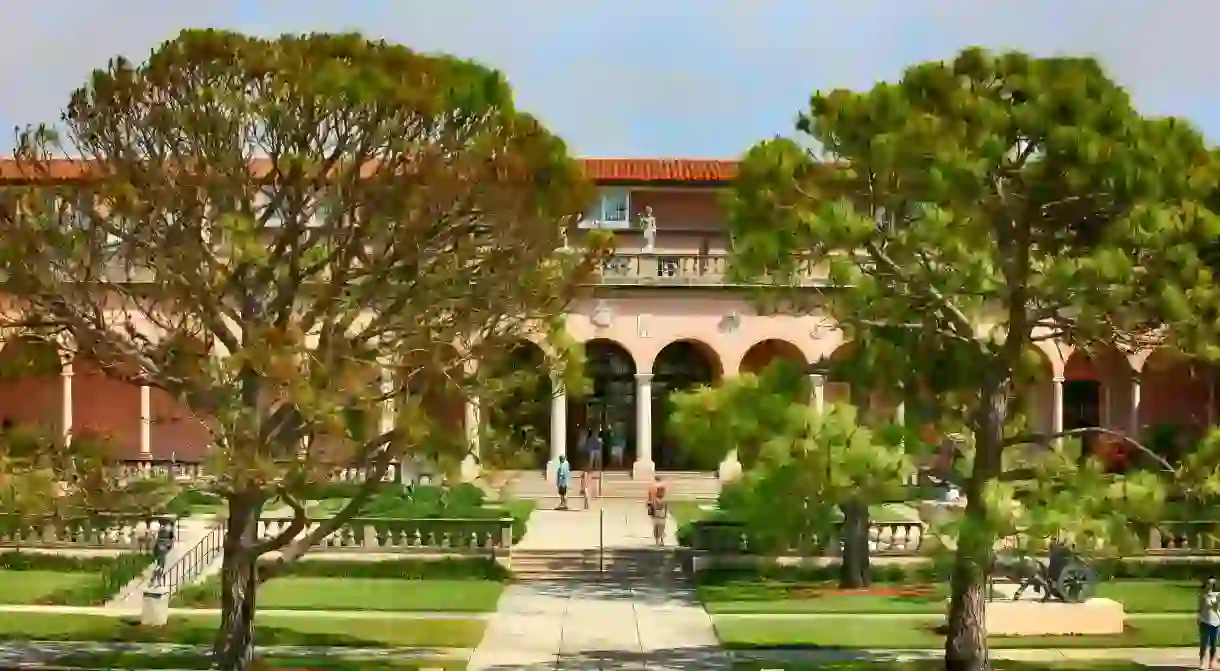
[1064, 379, 1102, 457]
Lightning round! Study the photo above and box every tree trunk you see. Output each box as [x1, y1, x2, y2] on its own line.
[213, 499, 261, 671]
[945, 385, 1006, 671]
[839, 501, 871, 588]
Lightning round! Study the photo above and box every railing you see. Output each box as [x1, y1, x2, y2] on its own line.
[117, 460, 422, 485]
[256, 516, 514, 553]
[683, 519, 926, 555]
[684, 518, 1220, 557]
[151, 520, 227, 594]
[594, 252, 827, 287]
[0, 513, 178, 550]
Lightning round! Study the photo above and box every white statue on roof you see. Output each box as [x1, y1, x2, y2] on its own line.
[640, 205, 657, 252]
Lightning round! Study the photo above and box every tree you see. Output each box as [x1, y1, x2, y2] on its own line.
[0, 30, 599, 671]
[726, 48, 1220, 670]
[670, 360, 916, 587]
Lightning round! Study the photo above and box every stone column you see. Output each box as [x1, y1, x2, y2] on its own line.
[1129, 372, 1141, 435]
[139, 383, 152, 458]
[810, 373, 826, 416]
[633, 373, 655, 480]
[61, 359, 74, 445]
[1051, 376, 1065, 437]
[461, 397, 481, 482]
[547, 378, 567, 480]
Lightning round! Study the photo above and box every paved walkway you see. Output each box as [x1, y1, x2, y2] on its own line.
[105, 517, 219, 610]
[469, 502, 721, 670]
[733, 647, 1203, 668]
[0, 642, 468, 666]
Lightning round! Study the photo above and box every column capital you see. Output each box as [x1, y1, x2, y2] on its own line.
[635, 372, 653, 382]
[1052, 376, 1065, 383]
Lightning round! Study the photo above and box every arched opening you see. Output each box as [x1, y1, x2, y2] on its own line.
[654, 339, 722, 471]
[0, 336, 64, 435]
[71, 356, 142, 458]
[145, 333, 215, 463]
[482, 340, 552, 469]
[398, 346, 469, 477]
[1064, 345, 1133, 464]
[740, 339, 808, 375]
[571, 339, 636, 471]
[1140, 349, 1216, 464]
[1011, 346, 1055, 438]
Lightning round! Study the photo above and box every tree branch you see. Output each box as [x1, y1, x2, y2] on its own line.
[1002, 427, 1175, 475]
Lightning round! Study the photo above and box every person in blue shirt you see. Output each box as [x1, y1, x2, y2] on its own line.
[555, 455, 571, 510]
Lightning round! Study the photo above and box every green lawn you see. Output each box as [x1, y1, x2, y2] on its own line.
[701, 579, 1198, 615]
[256, 577, 504, 612]
[0, 611, 484, 648]
[0, 570, 96, 604]
[731, 663, 1152, 671]
[714, 614, 1194, 649]
[47, 652, 464, 671]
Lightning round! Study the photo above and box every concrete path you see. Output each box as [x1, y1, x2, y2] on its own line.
[0, 642, 468, 665]
[470, 502, 721, 670]
[512, 501, 678, 550]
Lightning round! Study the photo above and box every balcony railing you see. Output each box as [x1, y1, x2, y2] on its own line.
[593, 252, 826, 287]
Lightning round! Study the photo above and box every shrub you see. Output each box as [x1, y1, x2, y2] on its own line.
[172, 556, 508, 608]
[164, 489, 223, 518]
[693, 557, 1220, 585]
[0, 550, 156, 605]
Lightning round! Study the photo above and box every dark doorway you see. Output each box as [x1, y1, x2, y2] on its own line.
[572, 340, 636, 470]
[483, 342, 551, 469]
[653, 341, 719, 470]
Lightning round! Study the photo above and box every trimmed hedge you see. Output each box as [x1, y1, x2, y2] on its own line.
[0, 551, 154, 605]
[172, 556, 509, 608]
[694, 557, 1220, 586]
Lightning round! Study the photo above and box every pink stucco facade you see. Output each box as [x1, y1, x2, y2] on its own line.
[0, 166, 1213, 474]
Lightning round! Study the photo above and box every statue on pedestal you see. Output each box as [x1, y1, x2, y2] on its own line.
[640, 206, 657, 252]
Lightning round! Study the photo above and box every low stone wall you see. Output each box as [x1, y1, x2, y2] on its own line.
[256, 516, 515, 554]
[0, 514, 176, 551]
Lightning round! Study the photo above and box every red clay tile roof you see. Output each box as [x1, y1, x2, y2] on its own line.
[0, 158, 741, 185]
[580, 158, 738, 183]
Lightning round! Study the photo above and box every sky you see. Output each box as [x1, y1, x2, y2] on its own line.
[1, 0, 1217, 159]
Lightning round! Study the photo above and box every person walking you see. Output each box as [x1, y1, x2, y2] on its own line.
[648, 479, 668, 547]
[555, 455, 571, 510]
[1200, 576, 1219, 669]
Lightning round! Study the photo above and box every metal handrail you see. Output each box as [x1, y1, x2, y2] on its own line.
[151, 520, 227, 593]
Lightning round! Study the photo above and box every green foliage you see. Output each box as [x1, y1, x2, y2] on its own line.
[0, 551, 156, 606]
[174, 556, 509, 608]
[694, 557, 1220, 585]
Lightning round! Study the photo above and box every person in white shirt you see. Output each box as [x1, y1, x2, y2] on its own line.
[1199, 577, 1220, 669]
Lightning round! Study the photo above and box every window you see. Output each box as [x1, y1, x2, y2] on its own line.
[580, 189, 632, 229]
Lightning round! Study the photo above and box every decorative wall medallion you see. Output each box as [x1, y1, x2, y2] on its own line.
[720, 312, 741, 334]
[591, 301, 613, 329]
[637, 314, 651, 338]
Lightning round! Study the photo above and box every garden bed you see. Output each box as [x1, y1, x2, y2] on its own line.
[0, 552, 152, 605]
[0, 612, 485, 648]
[172, 556, 509, 611]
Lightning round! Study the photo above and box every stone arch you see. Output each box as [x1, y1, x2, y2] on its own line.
[1013, 345, 1056, 436]
[482, 339, 552, 469]
[652, 339, 721, 470]
[739, 339, 808, 375]
[1139, 348, 1216, 460]
[571, 338, 638, 470]
[0, 335, 65, 436]
[1063, 345, 1133, 432]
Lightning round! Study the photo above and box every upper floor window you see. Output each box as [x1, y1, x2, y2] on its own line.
[581, 189, 631, 230]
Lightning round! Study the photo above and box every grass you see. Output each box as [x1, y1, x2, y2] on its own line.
[714, 614, 1194, 649]
[730, 663, 1152, 671]
[255, 577, 504, 612]
[45, 651, 465, 670]
[0, 611, 485, 648]
[700, 579, 1201, 615]
[0, 569, 96, 604]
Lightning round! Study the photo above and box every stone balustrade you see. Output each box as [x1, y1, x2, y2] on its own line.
[0, 513, 176, 550]
[118, 461, 206, 482]
[595, 252, 826, 287]
[684, 519, 927, 555]
[256, 516, 514, 554]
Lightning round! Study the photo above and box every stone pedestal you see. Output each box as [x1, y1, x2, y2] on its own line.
[718, 454, 742, 481]
[141, 587, 169, 627]
[632, 458, 655, 481]
[460, 454, 481, 482]
[949, 598, 1125, 636]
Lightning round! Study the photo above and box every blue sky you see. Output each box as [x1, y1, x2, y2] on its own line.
[1, 0, 1216, 158]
